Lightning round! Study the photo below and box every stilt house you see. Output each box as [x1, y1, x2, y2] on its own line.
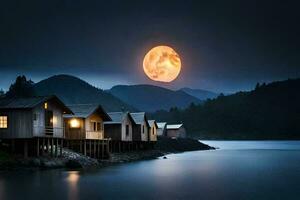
[130, 112, 150, 142]
[147, 120, 158, 142]
[0, 96, 73, 157]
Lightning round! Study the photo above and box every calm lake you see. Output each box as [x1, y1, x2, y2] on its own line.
[1, 141, 300, 200]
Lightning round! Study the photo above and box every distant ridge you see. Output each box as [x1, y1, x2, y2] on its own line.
[33, 74, 136, 112]
[179, 87, 219, 100]
[108, 84, 201, 112]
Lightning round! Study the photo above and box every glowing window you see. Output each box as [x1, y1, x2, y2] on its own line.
[70, 119, 80, 128]
[44, 102, 48, 109]
[0, 116, 8, 128]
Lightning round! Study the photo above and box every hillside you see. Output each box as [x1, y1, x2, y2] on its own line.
[151, 79, 300, 139]
[108, 84, 202, 112]
[180, 87, 219, 100]
[33, 75, 136, 112]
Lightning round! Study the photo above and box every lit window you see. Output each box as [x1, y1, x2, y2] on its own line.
[0, 116, 8, 128]
[70, 118, 80, 128]
[44, 102, 48, 109]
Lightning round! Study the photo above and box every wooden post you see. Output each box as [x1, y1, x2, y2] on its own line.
[94, 140, 96, 158]
[106, 140, 110, 159]
[37, 138, 40, 157]
[51, 138, 54, 157]
[80, 141, 82, 153]
[60, 139, 63, 156]
[84, 140, 87, 156]
[24, 140, 28, 158]
[42, 138, 45, 155]
[55, 138, 58, 157]
[97, 140, 100, 158]
[46, 138, 50, 154]
[101, 140, 104, 158]
[89, 140, 92, 157]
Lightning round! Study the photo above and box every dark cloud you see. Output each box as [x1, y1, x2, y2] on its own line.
[0, 0, 299, 92]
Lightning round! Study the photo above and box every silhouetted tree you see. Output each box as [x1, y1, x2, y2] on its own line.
[255, 82, 260, 90]
[6, 75, 35, 97]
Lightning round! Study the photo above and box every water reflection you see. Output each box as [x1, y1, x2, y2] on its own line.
[65, 171, 80, 200]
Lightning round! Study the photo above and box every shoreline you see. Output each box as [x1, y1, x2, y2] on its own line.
[0, 138, 214, 170]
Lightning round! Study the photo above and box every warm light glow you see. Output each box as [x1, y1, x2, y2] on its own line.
[143, 45, 181, 82]
[44, 102, 48, 109]
[0, 116, 8, 128]
[70, 118, 80, 128]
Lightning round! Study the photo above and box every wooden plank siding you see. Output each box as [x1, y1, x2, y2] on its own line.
[0, 109, 33, 139]
[104, 124, 122, 141]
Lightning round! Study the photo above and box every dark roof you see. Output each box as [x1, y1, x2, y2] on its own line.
[64, 104, 111, 120]
[130, 112, 150, 127]
[148, 120, 158, 128]
[104, 112, 135, 124]
[167, 124, 183, 130]
[0, 95, 73, 114]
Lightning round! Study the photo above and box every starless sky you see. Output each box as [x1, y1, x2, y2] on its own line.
[0, 0, 299, 93]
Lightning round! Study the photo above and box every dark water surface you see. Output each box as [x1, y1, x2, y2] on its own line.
[1, 141, 300, 200]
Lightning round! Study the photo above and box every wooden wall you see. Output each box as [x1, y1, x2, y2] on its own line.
[121, 115, 133, 141]
[0, 109, 33, 139]
[149, 125, 157, 141]
[64, 118, 86, 139]
[104, 124, 122, 140]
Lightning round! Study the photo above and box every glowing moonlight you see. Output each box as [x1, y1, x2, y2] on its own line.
[143, 46, 181, 82]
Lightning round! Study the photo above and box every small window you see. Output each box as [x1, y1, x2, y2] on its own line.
[126, 125, 129, 136]
[44, 102, 48, 109]
[91, 121, 101, 131]
[0, 116, 8, 128]
[33, 113, 37, 121]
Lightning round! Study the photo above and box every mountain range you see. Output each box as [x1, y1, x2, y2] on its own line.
[33, 75, 136, 112]
[108, 84, 202, 112]
[179, 87, 219, 100]
[151, 78, 300, 139]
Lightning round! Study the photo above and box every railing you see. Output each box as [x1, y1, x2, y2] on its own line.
[33, 126, 64, 137]
[86, 131, 103, 140]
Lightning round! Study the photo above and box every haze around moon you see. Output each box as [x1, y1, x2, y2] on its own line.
[143, 46, 181, 82]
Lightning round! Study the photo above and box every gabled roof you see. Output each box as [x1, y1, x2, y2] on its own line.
[130, 112, 150, 127]
[64, 104, 111, 120]
[104, 112, 135, 125]
[157, 122, 167, 129]
[167, 124, 183, 130]
[0, 95, 73, 114]
[148, 120, 158, 128]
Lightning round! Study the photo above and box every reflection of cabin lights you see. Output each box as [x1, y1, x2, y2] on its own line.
[44, 102, 48, 109]
[70, 119, 80, 128]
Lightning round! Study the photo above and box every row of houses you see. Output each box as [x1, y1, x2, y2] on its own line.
[0, 95, 186, 159]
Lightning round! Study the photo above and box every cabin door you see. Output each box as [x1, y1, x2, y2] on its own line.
[45, 110, 54, 135]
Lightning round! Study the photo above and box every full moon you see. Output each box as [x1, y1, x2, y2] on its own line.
[143, 45, 181, 82]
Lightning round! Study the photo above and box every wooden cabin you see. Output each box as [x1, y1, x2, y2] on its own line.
[166, 124, 187, 138]
[63, 104, 112, 158]
[104, 112, 136, 152]
[0, 96, 73, 157]
[157, 122, 167, 137]
[147, 120, 158, 142]
[130, 112, 150, 142]
[64, 104, 111, 140]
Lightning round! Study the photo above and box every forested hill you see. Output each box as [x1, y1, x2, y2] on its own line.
[33, 75, 136, 112]
[151, 79, 300, 139]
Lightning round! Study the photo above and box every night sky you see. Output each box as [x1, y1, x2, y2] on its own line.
[0, 0, 299, 93]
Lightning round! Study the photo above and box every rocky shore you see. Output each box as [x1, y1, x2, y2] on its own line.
[0, 138, 214, 170]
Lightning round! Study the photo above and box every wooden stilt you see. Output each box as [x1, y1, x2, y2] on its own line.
[55, 138, 58, 157]
[42, 138, 45, 155]
[24, 140, 28, 158]
[51, 138, 54, 157]
[60, 139, 63, 156]
[80, 141, 82, 153]
[94, 140, 96, 158]
[106, 140, 110, 158]
[97, 140, 100, 158]
[101, 140, 104, 158]
[46, 138, 50, 154]
[89, 140, 92, 157]
[37, 138, 40, 157]
[84, 140, 87, 156]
